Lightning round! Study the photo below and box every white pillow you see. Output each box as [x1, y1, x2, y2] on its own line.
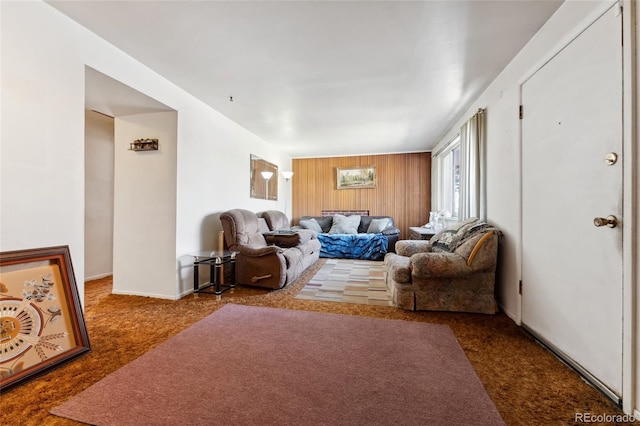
[299, 218, 323, 233]
[328, 214, 360, 234]
[367, 218, 390, 234]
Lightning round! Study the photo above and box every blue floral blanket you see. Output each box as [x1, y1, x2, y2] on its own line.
[317, 233, 388, 260]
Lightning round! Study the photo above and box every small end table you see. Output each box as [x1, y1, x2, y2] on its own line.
[409, 226, 437, 241]
[189, 250, 236, 300]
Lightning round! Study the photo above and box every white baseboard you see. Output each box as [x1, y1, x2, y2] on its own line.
[177, 288, 194, 299]
[85, 273, 112, 281]
[498, 302, 520, 325]
[85, 274, 192, 300]
[111, 289, 180, 300]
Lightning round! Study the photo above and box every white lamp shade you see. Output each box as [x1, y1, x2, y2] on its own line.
[282, 171, 294, 180]
[260, 171, 274, 180]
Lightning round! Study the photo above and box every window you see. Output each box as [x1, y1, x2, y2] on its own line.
[435, 135, 460, 220]
[432, 108, 485, 221]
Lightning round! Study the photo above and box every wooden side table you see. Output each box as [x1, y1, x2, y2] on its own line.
[409, 226, 437, 240]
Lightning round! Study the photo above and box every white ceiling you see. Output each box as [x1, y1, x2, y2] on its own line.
[85, 66, 173, 117]
[48, 0, 563, 158]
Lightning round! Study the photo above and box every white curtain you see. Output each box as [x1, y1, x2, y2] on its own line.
[458, 108, 486, 221]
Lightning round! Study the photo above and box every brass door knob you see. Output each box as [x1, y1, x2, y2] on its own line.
[593, 215, 618, 228]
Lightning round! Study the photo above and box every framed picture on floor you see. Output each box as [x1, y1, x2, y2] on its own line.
[0, 245, 91, 392]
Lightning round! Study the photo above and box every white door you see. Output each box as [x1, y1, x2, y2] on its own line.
[521, 5, 623, 401]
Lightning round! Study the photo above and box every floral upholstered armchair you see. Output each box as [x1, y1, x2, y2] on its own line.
[384, 218, 501, 314]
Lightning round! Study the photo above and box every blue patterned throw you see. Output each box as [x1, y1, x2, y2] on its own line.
[317, 233, 388, 260]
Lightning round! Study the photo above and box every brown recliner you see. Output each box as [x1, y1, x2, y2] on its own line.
[220, 209, 320, 289]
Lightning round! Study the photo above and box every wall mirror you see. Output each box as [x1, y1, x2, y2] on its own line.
[250, 154, 278, 200]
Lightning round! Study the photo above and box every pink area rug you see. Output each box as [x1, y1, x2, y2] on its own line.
[51, 304, 504, 425]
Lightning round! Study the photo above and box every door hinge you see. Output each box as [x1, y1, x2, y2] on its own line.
[519, 105, 523, 120]
[519, 280, 523, 295]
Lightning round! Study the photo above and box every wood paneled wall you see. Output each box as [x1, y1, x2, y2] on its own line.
[291, 152, 431, 240]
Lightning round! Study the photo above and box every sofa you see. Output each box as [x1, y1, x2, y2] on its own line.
[219, 209, 320, 289]
[384, 218, 501, 314]
[296, 214, 400, 260]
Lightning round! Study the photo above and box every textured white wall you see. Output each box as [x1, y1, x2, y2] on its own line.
[433, 0, 638, 412]
[112, 112, 177, 298]
[84, 110, 114, 280]
[1, 1, 292, 302]
[1, 2, 87, 292]
[431, 0, 618, 321]
[174, 105, 292, 296]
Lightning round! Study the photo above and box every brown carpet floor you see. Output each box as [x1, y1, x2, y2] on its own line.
[0, 259, 629, 425]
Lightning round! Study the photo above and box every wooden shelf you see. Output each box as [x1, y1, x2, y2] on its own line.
[129, 139, 158, 151]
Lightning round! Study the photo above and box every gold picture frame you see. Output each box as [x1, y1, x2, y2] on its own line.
[0, 246, 91, 392]
[336, 165, 377, 189]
